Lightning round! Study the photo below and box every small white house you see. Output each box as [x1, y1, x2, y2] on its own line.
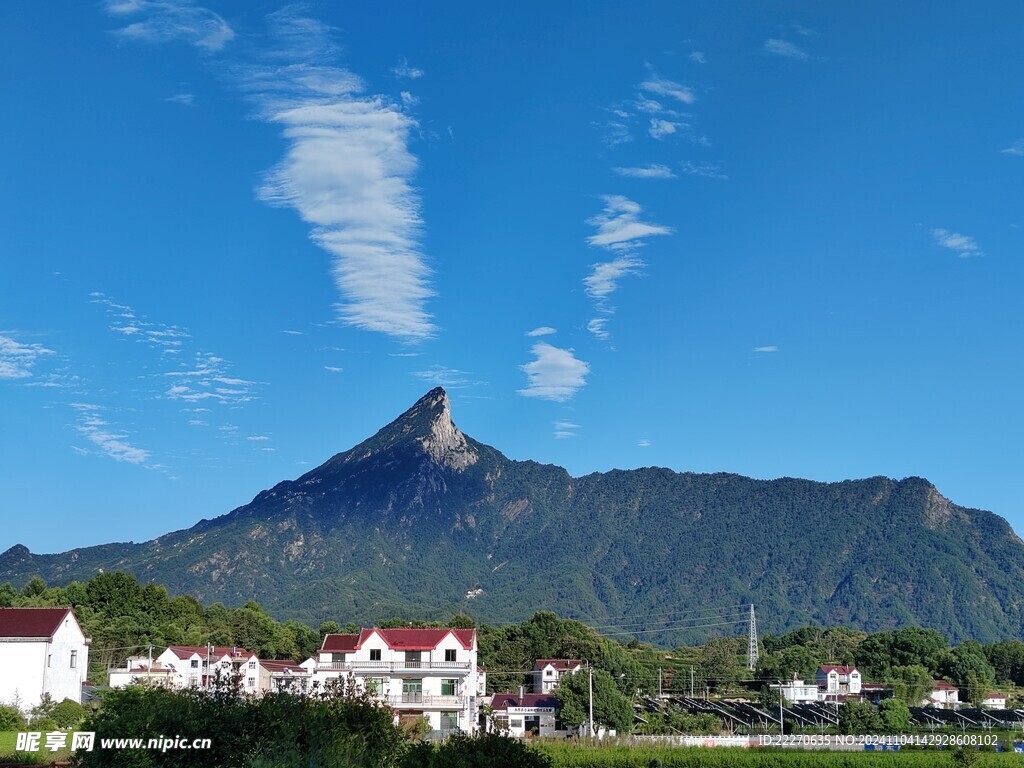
[923, 680, 959, 709]
[154, 645, 258, 692]
[0, 607, 91, 711]
[108, 656, 173, 689]
[816, 665, 861, 696]
[259, 659, 312, 694]
[534, 659, 583, 694]
[774, 676, 819, 704]
[488, 693, 564, 737]
[980, 692, 1007, 710]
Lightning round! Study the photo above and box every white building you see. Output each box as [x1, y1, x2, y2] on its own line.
[154, 645, 260, 695]
[260, 659, 313, 694]
[0, 607, 90, 710]
[315, 628, 481, 736]
[816, 665, 861, 696]
[980, 692, 1007, 710]
[774, 676, 819, 704]
[923, 679, 959, 709]
[488, 693, 565, 737]
[534, 659, 583, 694]
[107, 656, 174, 689]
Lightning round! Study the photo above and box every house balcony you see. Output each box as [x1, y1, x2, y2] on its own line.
[316, 660, 471, 674]
[382, 694, 465, 709]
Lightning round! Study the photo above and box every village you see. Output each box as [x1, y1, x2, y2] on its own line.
[1, 606, 1016, 742]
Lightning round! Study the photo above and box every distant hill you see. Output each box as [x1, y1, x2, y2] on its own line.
[3, 388, 1023, 644]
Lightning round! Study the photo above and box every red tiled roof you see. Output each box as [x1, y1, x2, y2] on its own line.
[491, 693, 559, 711]
[984, 691, 1004, 699]
[535, 659, 583, 671]
[0, 607, 73, 639]
[322, 628, 476, 652]
[932, 680, 958, 691]
[321, 633, 359, 653]
[819, 665, 857, 675]
[166, 645, 253, 660]
[261, 660, 307, 674]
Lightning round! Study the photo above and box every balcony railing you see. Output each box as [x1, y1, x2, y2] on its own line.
[317, 660, 471, 672]
[384, 694, 464, 708]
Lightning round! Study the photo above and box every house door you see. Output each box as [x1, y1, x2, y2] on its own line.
[402, 678, 423, 703]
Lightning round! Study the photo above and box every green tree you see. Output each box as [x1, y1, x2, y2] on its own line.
[52, 699, 86, 728]
[885, 664, 933, 705]
[838, 700, 881, 734]
[555, 668, 634, 733]
[878, 699, 911, 732]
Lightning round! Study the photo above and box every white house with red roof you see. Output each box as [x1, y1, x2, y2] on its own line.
[259, 659, 312, 694]
[107, 656, 174, 689]
[315, 627, 481, 735]
[980, 691, 1007, 710]
[0, 607, 90, 710]
[534, 659, 583, 694]
[154, 645, 259, 694]
[488, 693, 564, 737]
[923, 679, 960, 709]
[816, 665, 861, 697]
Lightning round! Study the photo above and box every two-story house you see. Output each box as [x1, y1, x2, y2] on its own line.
[923, 679, 960, 709]
[816, 665, 861, 697]
[154, 645, 259, 694]
[0, 607, 91, 710]
[488, 693, 564, 737]
[533, 659, 583, 694]
[315, 628, 481, 735]
[259, 659, 313, 694]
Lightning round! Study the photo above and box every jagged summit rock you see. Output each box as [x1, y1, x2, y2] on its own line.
[335, 387, 478, 472]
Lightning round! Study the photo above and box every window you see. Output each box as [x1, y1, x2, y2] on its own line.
[369, 649, 382, 661]
[546, 670, 554, 676]
[445, 649, 457, 662]
[70, 650, 77, 669]
[365, 677, 385, 695]
[248, 661, 256, 669]
[510, 718, 523, 729]
[402, 678, 423, 703]
[247, 677, 255, 687]
[405, 651, 422, 668]
[191, 660, 199, 668]
[47, 655, 52, 668]
[441, 679, 457, 696]
[440, 712, 458, 733]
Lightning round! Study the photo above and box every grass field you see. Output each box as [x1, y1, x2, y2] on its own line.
[0, 730, 69, 765]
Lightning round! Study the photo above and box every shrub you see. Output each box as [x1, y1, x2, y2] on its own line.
[52, 699, 86, 728]
[0, 704, 25, 731]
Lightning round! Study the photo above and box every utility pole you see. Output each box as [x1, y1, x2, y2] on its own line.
[588, 663, 595, 738]
[148, 644, 153, 681]
[747, 604, 759, 671]
[658, 668, 662, 698]
[690, 666, 695, 697]
[778, 680, 784, 734]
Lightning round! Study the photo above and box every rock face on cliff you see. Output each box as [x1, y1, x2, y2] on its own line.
[3, 388, 1023, 643]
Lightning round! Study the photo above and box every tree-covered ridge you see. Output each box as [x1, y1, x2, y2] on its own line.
[3, 572, 1023, 710]
[2, 389, 1024, 643]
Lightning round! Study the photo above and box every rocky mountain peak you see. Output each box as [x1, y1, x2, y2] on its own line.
[349, 388, 479, 472]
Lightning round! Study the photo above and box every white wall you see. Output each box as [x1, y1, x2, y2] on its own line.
[42, 614, 89, 705]
[0, 641, 47, 711]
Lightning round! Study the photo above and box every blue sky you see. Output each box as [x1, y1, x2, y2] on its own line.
[2, 1, 1023, 554]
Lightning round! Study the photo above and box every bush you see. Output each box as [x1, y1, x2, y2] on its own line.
[52, 699, 86, 728]
[0, 704, 25, 730]
[403, 732, 553, 768]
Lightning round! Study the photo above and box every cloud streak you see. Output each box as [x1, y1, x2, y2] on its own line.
[0, 334, 55, 381]
[764, 39, 809, 60]
[612, 164, 676, 179]
[932, 228, 982, 258]
[105, 0, 234, 52]
[70, 403, 152, 465]
[518, 343, 589, 402]
[248, 10, 435, 340]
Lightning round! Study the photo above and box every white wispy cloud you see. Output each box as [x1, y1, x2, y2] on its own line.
[247, 435, 271, 441]
[164, 351, 258, 404]
[526, 326, 557, 337]
[586, 195, 673, 253]
[640, 74, 696, 104]
[680, 161, 728, 180]
[248, 10, 435, 340]
[753, 345, 778, 353]
[689, 52, 706, 64]
[584, 196, 672, 339]
[637, 438, 651, 447]
[932, 228, 983, 258]
[612, 164, 676, 179]
[165, 93, 196, 106]
[518, 343, 589, 402]
[91, 293, 190, 352]
[0, 334, 55, 380]
[70, 403, 151, 465]
[649, 118, 681, 139]
[1001, 139, 1024, 157]
[553, 420, 580, 439]
[413, 365, 479, 389]
[390, 58, 424, 79]
[764, 39, 809, 60]
[105, 0, 234, 52]
[324, 365, 344, 373]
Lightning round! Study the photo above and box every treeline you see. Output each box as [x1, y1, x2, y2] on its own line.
[758, 625, 1024, 706]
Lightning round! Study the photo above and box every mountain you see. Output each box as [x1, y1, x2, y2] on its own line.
[3, 387, 1024, 643]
